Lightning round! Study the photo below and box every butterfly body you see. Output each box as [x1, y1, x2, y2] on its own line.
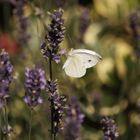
[63, 49, 102, 78]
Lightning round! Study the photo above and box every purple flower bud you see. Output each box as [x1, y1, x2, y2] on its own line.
[24, 68, 46, 108]
[0, 49, 13, 108]
[40, 8, 66, 63]
[78, 9, 90, 44]
[46, 80, 57, 93]
[14, 0, 30, 47]
[129, 9, 140, 57]
[54, 0, 66, 7]
[64, 96, 85, 140]
[47, 79, 66, 134]
[100, 116, 119, 140]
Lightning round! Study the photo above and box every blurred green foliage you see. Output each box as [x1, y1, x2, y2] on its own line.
[0, 0, 140, 140]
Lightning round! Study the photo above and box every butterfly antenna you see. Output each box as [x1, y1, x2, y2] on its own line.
[99, 56, 103, 61]
[47, 0, 52, 10]
[66, 33, 75, 48]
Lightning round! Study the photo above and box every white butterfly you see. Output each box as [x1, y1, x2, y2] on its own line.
[63, 49, 102, 78]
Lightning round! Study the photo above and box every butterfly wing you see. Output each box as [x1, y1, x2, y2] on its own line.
[72, 49, 102, 68]
[63, 55, 86, 78]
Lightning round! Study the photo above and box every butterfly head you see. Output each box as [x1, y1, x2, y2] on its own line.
[68, 48, 74, 56]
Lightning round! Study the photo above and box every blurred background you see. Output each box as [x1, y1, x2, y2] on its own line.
[0, 0, 140, 139]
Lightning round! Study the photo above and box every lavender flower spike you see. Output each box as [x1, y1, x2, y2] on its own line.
[14, 0, 30, 47]
[24, 68, 46, 108]
[100, 116, 119, 140]
[129, 9, 140, 57]
[0, 49, 13, 108]
[46, 80, 67, 134]
[64, 96, 85, 140]
[40, 8, 65, 63]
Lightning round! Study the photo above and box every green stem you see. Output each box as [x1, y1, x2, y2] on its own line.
[0, 110, 3, 140]
[28, 109, 33, 140]
[49, 57, 56, 140]
[49, 57, 53, 80]
[3, 99, 9, 140]
[4, 106, 8, 130]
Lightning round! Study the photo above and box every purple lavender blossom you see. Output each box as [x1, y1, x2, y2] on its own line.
[0, 49, 13, 108]
[14, 0, 30, 47]
[100, 116, 119, 140]
[54, 0, 66, 7]
[64, 96, 85, 140]
[129, 9, 140, 57]
[78, 9, 90, 44]
[46, 80, 58, 93]
[40, 8, 66, 137]
[40, 8, 65, 63]
[47, 80, 66, 134]
[24, 68, 46, 108]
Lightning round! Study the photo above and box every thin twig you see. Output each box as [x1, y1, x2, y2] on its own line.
[49, 57, 53, 80]
[3, 99, 9, 140]
[49, 57, 56, 140]
[4, 99, 9, 130]
[28, 108, 33, 140]
[53, 133, 56, 140]
[0, 109, 3, 140]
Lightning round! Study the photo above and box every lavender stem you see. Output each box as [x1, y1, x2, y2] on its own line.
[49, 57, 53, 81]
[3, 100, 9, 140]
[0, 111, 3, 140]
[28, 109, 33, 140]
[40, 8, 66, 140]
[4, 100, 8, 131]
[49, 57, 56, 140]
